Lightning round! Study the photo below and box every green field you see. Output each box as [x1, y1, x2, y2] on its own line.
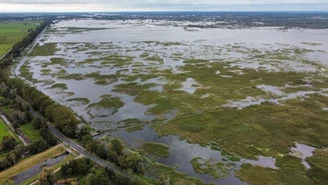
[0, 117, 12, 141]
[20, 122, 42, 142]
[0, 21, 40, 57]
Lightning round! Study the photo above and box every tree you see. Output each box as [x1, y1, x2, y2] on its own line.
[78, 125, 91, 140]
[86, 169, 112, 185]
[122, 151, 144, 173]
[1, 136, 17, 151]
[32, 118, 41, 129]
[39, 167, 55, 185]
[0, 157, 13, 170]
[45, 104, 78, 137]
[110, 138, 124, 156]
[9, 152, 16, 164]
[0, 97, 8, 106]
[159, 174, 170, 185]
[10, 110, 27, 127]
[96, 144, 107, 159]
[61, 158, 91, 177]
[81, 134, 93, 146]
[28, 140, 48, 154]
[13, 144, 25, 158]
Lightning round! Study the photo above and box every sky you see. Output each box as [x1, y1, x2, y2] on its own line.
[0, 0, 328, 12]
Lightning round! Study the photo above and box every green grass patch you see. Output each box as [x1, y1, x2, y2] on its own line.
[41, 57, 67, 67]
[85, 72, 117, 82]
[117, 118, 148, 132]
[236, 155, 313, 185]
[20, 122, 42, 142]
[0, 20, 40, 57]
[142, 142, 170, 157]
[58, 73, 86, 80]
[113, 82, 159, 96]
[306, 149, 328, 184]
[235, 163, 278, 185]
[88, 94, 124, 110]
[95, 80, 109, 85]
[50, 83, 68, 90]
[145, 55, 164, 64]
[67, 97, 90, 104]
[29, 43, 58, 56]
[0, 117, 13, 142]
[19, 64, 38, 83]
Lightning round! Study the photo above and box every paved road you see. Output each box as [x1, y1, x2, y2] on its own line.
[28, 109, 132, 178]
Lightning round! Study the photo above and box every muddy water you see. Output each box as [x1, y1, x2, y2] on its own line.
[15, 19, 328, 184]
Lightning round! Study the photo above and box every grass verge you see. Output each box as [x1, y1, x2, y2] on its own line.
[0, 145, 65, 184]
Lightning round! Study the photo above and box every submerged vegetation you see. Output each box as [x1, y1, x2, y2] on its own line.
[117, 118, 148, 132]
[50, 83, 68, 90]
[67, 97, 90, 104]
[191, 157, 233, 179]
[12, 18, 328, 185]
[142, 142, 170, 158]
[88, 95, 124, 109]
[29, 43, 58, 56]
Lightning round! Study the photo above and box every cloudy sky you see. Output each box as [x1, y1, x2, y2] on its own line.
[0, 0, 327, 12]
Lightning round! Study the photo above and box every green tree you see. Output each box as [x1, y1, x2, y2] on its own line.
[10, 110, 27, 127]
[110, 138, 124, 156]
[81, 134, 93, 146]
[9, 152, 16, 164]
[13, 144, 25, 158]
[120, 151, 144, 173]
[32, 118, 41, 129]
[45, 104, 78, 137]
[86, 169, 112, 185]
[78, 125, 91, 140]
[96, 144, 107, 159]
[1, 136, 17, 151]
[39, 167, 55, 185]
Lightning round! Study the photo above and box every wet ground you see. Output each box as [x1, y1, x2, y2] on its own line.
[14, 19, 328, 184]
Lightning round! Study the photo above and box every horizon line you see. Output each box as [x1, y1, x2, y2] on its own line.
[1, 10, 328, 13]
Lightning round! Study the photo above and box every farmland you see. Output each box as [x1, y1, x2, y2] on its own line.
[0, 21, 40, 57]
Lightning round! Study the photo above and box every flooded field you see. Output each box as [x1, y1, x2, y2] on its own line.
[15, 19, 328, 184]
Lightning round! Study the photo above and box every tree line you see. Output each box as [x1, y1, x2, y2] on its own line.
[0, 118, 58, 171]
[0, 17, 78, 171]
[1, 17, 157, 185]
[0, 17, 79, 137]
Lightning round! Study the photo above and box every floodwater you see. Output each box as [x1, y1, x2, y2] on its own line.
[15, 19, 328, 184]
[290, 143, 316, 169]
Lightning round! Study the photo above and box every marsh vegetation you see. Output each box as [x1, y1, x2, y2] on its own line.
[15, 19, 328, 184]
